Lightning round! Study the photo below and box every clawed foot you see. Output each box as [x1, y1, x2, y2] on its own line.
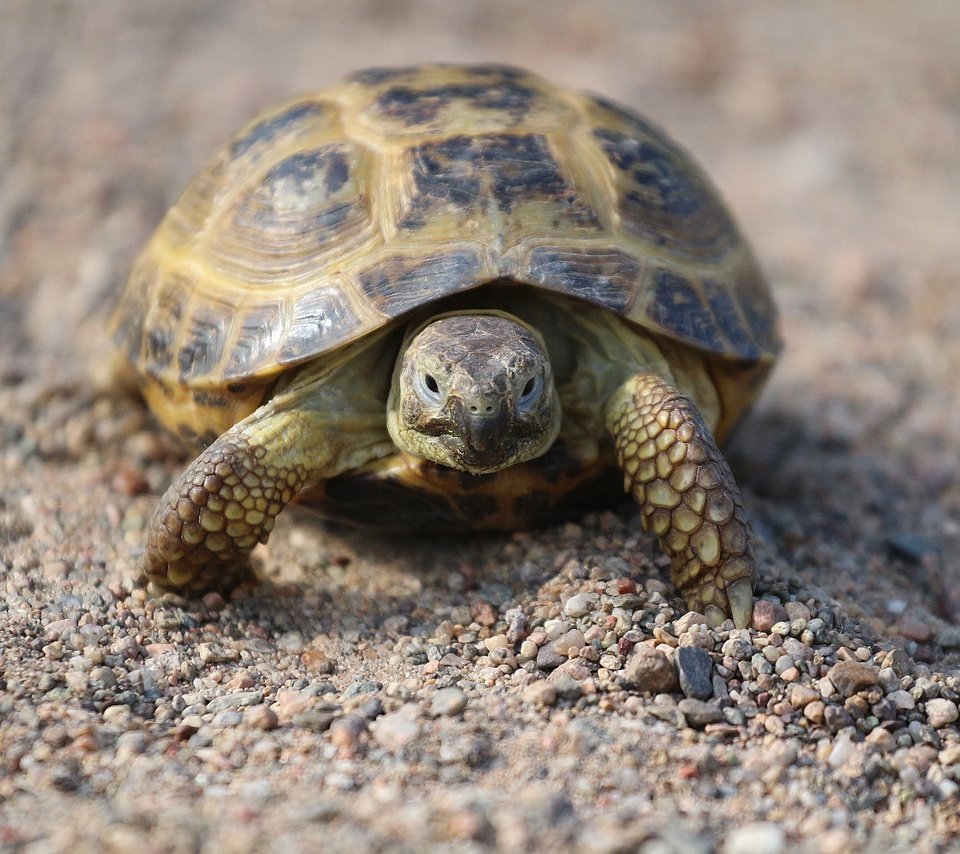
[690, 575, 754, 629]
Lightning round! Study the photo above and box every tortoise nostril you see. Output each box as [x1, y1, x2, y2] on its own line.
[468, 403, 495, 415]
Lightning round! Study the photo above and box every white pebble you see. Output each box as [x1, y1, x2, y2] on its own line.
[723, 822, 786, 854]
[828, 733, 856, 769]
[925, 698, 959, 729]
[372, 708, 421, 750]
[563, 592, 597, 618]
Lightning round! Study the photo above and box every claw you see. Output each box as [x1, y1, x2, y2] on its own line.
[727, 578, 754, 629]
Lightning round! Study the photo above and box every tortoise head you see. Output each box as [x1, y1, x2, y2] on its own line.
[387, 312, 560, 475]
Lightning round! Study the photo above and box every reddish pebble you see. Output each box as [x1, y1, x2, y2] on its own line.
[471, 601, 497, 626]
[752, 600, 788, 632]
[895, 616, 933, 643]
[616, 578, 636, 594]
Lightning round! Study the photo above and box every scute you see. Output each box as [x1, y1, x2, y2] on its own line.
[207, 141, 375, 286]
[112, 63, 780, 414]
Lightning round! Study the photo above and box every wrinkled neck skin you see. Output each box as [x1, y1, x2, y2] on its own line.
[387, 311, 562, 474]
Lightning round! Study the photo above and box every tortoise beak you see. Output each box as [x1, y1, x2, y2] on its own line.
[464, 409, 506, 453]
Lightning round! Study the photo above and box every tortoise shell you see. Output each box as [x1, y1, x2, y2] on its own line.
[112, 64, 780, 444]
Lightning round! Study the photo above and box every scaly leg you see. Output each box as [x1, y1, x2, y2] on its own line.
[606, 372, 755, 627]
[142, 363, 393, 591]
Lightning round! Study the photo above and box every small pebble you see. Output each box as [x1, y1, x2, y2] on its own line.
[518, 640, 539, 661]
[430, 687, 468, 717]
[676, 646, 713, 700]
[896, 616, 933, 643]
[827, 661, 879, 697]
[206, 691, 263, 713]
[924, 698, 959, 729]
[563, 592, 597, 617]
[551, 674, 582, 702]
[245, 705, 279, 731]
[827, 734, 856, 769]
[372, 709, 421, 750]
[678, 698, 724, 729]
[621, 646, 680, 695]
[865, 727, 896, 752]
[672, 611, 707, 634]
[752, 600, 788, 633]
[722, 822, 786, 854]
[783, 601, 811, 623]
[523, 682, 558, 707]
[197, 643, 240, 665]
[888, 690, 915, 710]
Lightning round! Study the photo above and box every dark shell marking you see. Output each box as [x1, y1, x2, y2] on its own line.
[230, 101, 330, 159]
[525, 248, 643, 315]
[210, 142, 372, 284]
[358, 251, 484, 317]
[400, 133, 600, 230]
[376, 81, 540, 127]
[594, 127, 736, 261]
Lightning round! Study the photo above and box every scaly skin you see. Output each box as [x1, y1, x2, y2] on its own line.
[142, 351, 394, 590]
[607, 373, 755, 628]
[143, 408, 310, 590]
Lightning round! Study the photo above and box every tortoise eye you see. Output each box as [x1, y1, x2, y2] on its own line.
[519, 375, 541, 405]
[417, 371, 442, 403]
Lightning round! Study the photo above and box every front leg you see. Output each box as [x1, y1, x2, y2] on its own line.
[606, 372, 755, 628]
[142, 362, 394, 592]
[143, 409, 310, 590]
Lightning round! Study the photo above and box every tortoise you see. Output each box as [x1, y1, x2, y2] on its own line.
[111, 64, 780, 628]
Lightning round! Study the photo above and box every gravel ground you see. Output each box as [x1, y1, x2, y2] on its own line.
[3, 2, 960, 852]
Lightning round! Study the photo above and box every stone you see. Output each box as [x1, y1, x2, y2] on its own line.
[895, 617, 933, 643]
[206, 691, 263, 713]
[519, 640, 539, 661]
[936, 626, 960, 649]
[823, 704, 852, 732]
[676, 646, 713, 700]
[783, 601, 811, 623]
[484, 634, 509, 651]
[751, 600, 788, 633]
[245, 705, 278, 731]
[430, 687, 468, 717]
[826, 662, 879, 697]
[865, 727, 896, 752]
[523, 682, 557, 707]
[722, 822, 786, 854]
[678, 698, 724, 729]
[888, 690, 915, 710]
[672, 611, 707, 634]
[788, 684, 821, 709]
[536, 644, 567, 671]
[827, 733, 856, 769]
[563, 592, 597, 617]
[621, 646, 680, 694]
[197, 642, 240, 664]
[551, 674, 582, 702]
[372, 709, 421, 751]
[925, 698, 959, 729]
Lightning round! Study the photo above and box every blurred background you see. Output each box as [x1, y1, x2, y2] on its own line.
[2, 0, 959, 622]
